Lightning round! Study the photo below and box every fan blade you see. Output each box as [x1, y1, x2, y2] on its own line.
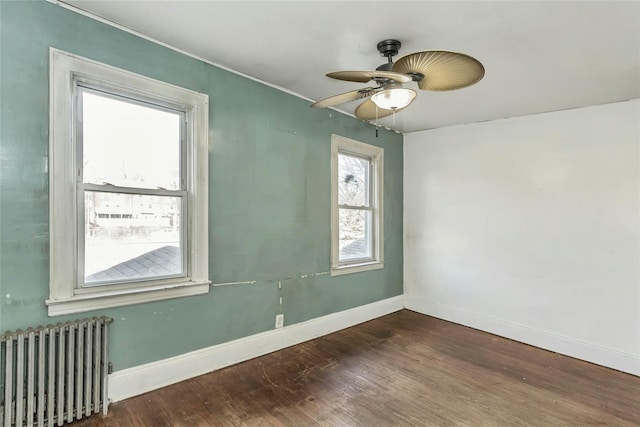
[326, 71, 412, 83]
[311, 87, 378, 109]
[354, 98, 412, 121]
[392, 50, 484, 91]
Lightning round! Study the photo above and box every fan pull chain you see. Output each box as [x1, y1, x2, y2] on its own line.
[375, 105, 379, 138]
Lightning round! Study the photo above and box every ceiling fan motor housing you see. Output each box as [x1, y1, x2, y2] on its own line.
[377, 39, 401, 58]
[374, 39, 424, 81]
[376, 40, 401, 72]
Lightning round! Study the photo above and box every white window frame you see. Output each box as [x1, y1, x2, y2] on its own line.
[47, 48, 210, 316]
[330, 134, 384, 276]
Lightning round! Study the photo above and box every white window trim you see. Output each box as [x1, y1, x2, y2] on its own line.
[330, 134, 384, 276]
[47, 48, 210, 316]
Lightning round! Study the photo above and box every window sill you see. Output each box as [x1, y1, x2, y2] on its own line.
[46, 280, 211, 316]
[330, 261, 384, 276]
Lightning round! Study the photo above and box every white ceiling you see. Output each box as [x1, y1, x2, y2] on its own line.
[58, 1, 640, 133]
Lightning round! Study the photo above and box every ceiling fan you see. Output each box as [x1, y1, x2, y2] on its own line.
[311, 39, 485, 120]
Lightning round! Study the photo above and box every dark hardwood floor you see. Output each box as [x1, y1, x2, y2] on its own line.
[75, 310, 640, 426]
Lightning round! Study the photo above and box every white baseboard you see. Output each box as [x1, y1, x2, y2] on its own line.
[404, 296, 640, 377]
[109, 295, 404, 402]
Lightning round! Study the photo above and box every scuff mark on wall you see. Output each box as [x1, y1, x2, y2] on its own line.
[213, 271, 330, 286]
[212, 280, 258, 287]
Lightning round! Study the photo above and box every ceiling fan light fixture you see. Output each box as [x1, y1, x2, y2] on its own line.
[371, 88, 416, 110]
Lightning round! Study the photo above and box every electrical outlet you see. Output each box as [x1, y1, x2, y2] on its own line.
[275, 314, 284, 329]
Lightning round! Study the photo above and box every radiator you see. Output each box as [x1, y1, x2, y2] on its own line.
[0, 317, 113, 427]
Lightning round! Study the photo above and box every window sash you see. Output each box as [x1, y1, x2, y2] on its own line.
[74, 84, 189, 290]
[337, 151, 376, 264]
[75, 84, 188, 191]
[331, 134, 384, 275]
[338, 207, 374, 264]
[76, 187, 188, 288]
[337, 151, 373, 209]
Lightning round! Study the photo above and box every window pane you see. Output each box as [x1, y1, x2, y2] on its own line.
[338, 153, 370, 206]
[338, 208, 372, 261]
[81, 90, 182, 190]
[84, 191, 183, 285]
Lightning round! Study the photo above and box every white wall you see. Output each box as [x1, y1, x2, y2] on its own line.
[404, 100, 640, 375]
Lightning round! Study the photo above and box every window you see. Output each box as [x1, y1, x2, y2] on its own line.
[331, 135, 384, 275]
[47, 49, 209, 316]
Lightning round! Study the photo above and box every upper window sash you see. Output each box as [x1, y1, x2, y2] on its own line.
[337, 154, 373, 210]
[75, 84, 188, 191]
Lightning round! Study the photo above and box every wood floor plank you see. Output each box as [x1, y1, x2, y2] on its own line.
[74, 310, 640, 426]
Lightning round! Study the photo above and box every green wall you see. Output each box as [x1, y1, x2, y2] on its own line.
[0, 1, 403, 372]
